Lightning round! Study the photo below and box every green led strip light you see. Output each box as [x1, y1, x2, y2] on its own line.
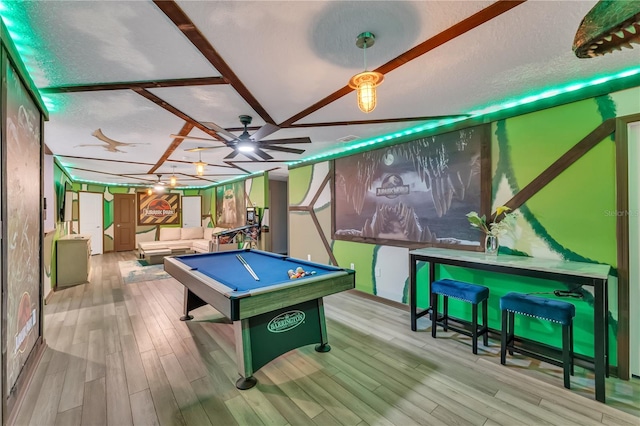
[0, 3, 58, 111]
[209, 171, 265, 186]
[71, 177, 212, 191]
[62, 161, 264, 189]
[3, 3, 639, 172]
[289, 65, 640, 166]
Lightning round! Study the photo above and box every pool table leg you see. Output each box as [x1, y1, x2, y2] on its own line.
[234, 319, 257, 389]
[314, 298, 331, 353]
[181, 288, 206, 321]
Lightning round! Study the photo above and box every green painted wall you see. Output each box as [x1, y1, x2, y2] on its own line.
[288, 86, 640, 365]
[48, 169, 222, 287]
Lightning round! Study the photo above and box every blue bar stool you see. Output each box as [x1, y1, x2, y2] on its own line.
[430, 279, 490, 354]
[500, 292, 575, 389]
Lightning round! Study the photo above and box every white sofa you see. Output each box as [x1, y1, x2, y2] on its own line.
[138, 226, 228, 254]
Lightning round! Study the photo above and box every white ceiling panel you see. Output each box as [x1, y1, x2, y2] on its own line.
[44, 90, 186, 159]
[2, 0, 637, 188]
[147, 85, 265, 129]
[5, 1, 219, 87]
[178, 1, 495, 124]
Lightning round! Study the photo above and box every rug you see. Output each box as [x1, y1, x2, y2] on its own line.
[118, 260, 172, 284]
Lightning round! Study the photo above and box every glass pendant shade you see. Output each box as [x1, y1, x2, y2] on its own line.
[194, 161, 206, 176]
[349, 33, 383, 114]
[349, 71, 384, 113]
[194, 152, 206, 176]
[146, 188, 153, 196]
[170, 175, 177, 187]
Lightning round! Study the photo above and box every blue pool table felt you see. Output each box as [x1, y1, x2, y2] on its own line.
[175, 250, 340, 292]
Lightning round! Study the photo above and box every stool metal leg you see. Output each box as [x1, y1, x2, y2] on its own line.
[472, 302, 478, 354]
[569, 321, 574, 376]
[562, 323, 571, 389]
[482, 299, 489, 347]
[443, 296, 449, 331]
[508, 312, 515, 355]
[605, 288, 610, 378]
[500, 309, 508, 365]
[431, 292, 438, 339]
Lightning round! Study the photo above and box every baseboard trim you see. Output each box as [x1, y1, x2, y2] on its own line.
[346, 289, 409, 312]
[6, 338, 47, 426]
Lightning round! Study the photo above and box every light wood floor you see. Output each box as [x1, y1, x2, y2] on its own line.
[11, 252, 640, 425]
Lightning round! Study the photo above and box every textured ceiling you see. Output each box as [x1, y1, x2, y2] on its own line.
[3, 0, 639, 188]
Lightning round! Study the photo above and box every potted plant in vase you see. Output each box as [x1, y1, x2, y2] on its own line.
[466, 206, 517, 255]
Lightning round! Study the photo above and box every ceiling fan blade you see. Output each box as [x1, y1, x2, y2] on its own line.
[184, 146, 227, 152]
[200, 121, 238, 141]
[171, 134, 220, 142]
[260, 137, 312, 145]
[253, 148, 273, 161]
[262, 145, 306, 154]
[250, 123, 280, 142]
[242, 152, 261, 161]
[225, 149, 240, 160]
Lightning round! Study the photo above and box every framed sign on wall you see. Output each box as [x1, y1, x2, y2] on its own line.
[215, 181, 246, 228]
[333, 124, 491, 249]
[137, 192, 180, 225]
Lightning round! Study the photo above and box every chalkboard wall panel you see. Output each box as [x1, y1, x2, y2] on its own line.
[333, 124, 490, 249]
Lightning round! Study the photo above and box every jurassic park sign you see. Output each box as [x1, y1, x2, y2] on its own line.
[137, 192, 180, 225]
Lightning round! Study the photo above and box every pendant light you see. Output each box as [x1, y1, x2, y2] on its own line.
[193, 151, 206, 176]
[169, 165, 177, 187]
[348, 32, 384, 114]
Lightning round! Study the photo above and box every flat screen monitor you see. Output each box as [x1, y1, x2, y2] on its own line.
[246, 207, 257, 225]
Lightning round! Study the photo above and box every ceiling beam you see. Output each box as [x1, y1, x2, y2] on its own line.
[148, 122, 194, 174]
[288, 115, 471, 128]
[279, 0, 527, 127]
[55, 155, 157, 167]
[153, 0, 276, 125]
[132, 88, 225, 143]
[66, 166, 157, 182]
[40, 77, 226, 94]
[376, 0, 527, 75]
[165, 159, 239, 170]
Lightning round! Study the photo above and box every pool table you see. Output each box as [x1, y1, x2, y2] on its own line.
[164, 249, 355, 389]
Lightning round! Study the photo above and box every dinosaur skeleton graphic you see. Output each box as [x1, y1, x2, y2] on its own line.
[75, 129, 149, 153]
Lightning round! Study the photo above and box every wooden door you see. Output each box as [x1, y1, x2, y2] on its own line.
[79, 191, 104, 255]
[114, 193, 136, 252]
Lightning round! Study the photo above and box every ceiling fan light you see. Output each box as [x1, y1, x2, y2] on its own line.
[237, 141, 255, 153]
[154, 183, 165, 193]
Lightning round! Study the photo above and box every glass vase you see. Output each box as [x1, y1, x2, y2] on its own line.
[484, 235, 499, 255]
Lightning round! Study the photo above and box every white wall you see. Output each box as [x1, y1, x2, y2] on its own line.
[270, 180, 288, 255]
[43, 154, 55, 232]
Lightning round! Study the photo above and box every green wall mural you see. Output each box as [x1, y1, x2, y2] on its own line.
[497, 97, 617, 266]
[332, 240, 376, 294]
[48, 164, 225, 287]
[288, 86, 640, 368]
[289, 166, 314, 206]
